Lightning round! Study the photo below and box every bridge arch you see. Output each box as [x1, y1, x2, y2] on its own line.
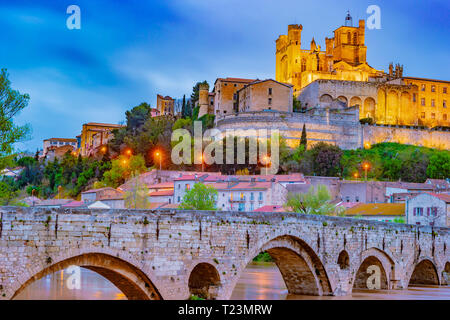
[228, 234, 332, 299]
[408, 258, 440, 286]
[351, 247, 395, 291]
[10, 249, 163, 300]
[188, 262, 221, 300]
[337, 250, 350, 270]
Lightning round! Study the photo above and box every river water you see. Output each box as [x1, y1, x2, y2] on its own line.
[14, 262, 449, 300]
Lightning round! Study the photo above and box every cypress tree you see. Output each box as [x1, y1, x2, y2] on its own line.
[181, 95, 186, 118]
[300, 123, 307, 148]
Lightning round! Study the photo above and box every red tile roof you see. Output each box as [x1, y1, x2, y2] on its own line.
[253, 205, 285, 212]
[149, 190, 174, 197]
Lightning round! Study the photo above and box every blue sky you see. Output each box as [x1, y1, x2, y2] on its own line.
[1, 0, 449, 152]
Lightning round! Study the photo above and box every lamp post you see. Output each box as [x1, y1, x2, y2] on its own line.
[155, 151, 162, 171]
[363, 162, 370, 180]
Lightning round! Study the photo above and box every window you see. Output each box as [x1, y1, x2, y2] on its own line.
[421, 84, 426, 91]
[250, 203, 254, 211]
[421, 98, 425, 106]
[355, 196, 359, 202]
[431, 85, 436, 92]
[431, 99, 435, 107]
[431, 113, 436, 119]
[268, 88, 272, 95]
[444, 100, 447, 108]
[421, 112, 425, 119]
[259, 192, 263, 201]
[413, 93, 416, 102]
[413, 207, 423, 216]
[268, 98, 272, 105]
[177, 196, 180, 202]
[429, 207, 438, 216]
[178, 184, 180, 189]
[444, 114, 448, 121]
[234, 84, 237, 87]
[444, 87, 448, 94]
[186, 184, 190, 191]
[233, 93, 237, 100]
[250, 193, 254, 200]
[240, 193, 244, 200]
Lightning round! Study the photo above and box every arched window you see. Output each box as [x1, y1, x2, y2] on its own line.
[301, 58, 306, 72]
[347, 32, 351, 44]
[353, 32, 357, 45]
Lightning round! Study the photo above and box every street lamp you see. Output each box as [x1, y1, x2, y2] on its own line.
[101, 146, 107, 153]
[200, 153, 204, 172]
[155, 151, 162, 171]
[362, 162, 370, 180]
[353, 172, 359, 180]
[125, 148, 132, 157]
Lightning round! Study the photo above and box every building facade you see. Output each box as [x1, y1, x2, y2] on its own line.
[406, 193, 450, 227]
[43, 138, 77, 156]
[80, 122, 125, 157]
[157, 95, 174, 116]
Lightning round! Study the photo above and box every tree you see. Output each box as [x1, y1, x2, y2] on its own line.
[102, 155, 147, 188]
[293, 95, 302, 112]
[300, 124, 307, 149]
[190, 81, 208, 105]
[427, 152, 450, 179]
[0, 68, 31, 169]
[125, 102, 152, 134]
[179, 183, 218, 210]
[285, 185, 337, 215]
[309, 142, 343, 177]
[124, 173, 150, 209]
[181, 95, 187, 118]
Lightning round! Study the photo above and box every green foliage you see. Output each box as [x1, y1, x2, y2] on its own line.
[341, 143, 449, 182]
[293, 95, 303, 112]
[188, 294, 205, 300]
[102, 155, 147, 188]
[393, 217, 405, 224]
[0, 68, 31, 166]
[190, 81, 208, 104]
[359, 117, 374, 125]
[179, 183, 218, 210]
[300, 124, 307, 148]
[253, 252, 273, 262]
[124, 173, 150, 209]
[427, 152, 450, 179]
[286, 185, 337, 215]
[0, 180, 19, 205]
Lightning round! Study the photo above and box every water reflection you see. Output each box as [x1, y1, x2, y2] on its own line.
[13, 262, 450, 300]
[14, 268, 126, 300]
[231, 262, 450, 300]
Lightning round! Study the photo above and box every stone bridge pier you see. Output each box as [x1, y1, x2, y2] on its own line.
[0, 207, 448, 300]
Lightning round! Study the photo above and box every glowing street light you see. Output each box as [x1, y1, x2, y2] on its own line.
[353, 172, 359, 179]
[125, 148, 132, 156]
[261, 155, 271, 166]
[154, 151, 162, 171]
[362, 162, 370, 180]
[199, 153, 204, 172]
[101, 146, 107, 153]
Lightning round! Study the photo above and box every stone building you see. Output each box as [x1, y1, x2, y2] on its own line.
[43, 138, 77, 156]
[275, 14, 383, 95]
[406, 193, 450, 227]
[211, 78, 256, 118]
[236, 79, 293, 113]
[156, 94, 174, 116]
[277, 13, 450, 128]
[79, 122, 125, 157]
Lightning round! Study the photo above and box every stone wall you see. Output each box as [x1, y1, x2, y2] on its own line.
[362, 124, 450, 150]
[0, 207, 448, 300]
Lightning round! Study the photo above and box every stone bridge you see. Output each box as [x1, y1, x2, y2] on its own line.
[0, 207, 448, 300]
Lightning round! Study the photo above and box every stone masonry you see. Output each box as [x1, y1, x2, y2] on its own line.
[0, 207, 448, 300]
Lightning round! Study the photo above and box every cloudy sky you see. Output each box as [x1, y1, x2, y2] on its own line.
[1, 0, 449, 152]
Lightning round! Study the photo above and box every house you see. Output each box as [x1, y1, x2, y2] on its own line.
[43, 138, 77, 156]
[345, 203, 405, 222]
[385, 182, 434, 200]
[148, 190, 174, 204]
[425, 179, 450, 193]
[339, 181, 385, 204]
[405, 193, 450, 227]
[81, 187, 124, 203]
[35, 199, 75, 208]
[0, 167, 24, 179]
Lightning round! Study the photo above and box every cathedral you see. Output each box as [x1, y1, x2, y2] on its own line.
[276, 12, 449, 128]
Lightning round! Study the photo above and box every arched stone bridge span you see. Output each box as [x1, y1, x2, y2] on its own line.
[0, 207, 448, 300]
